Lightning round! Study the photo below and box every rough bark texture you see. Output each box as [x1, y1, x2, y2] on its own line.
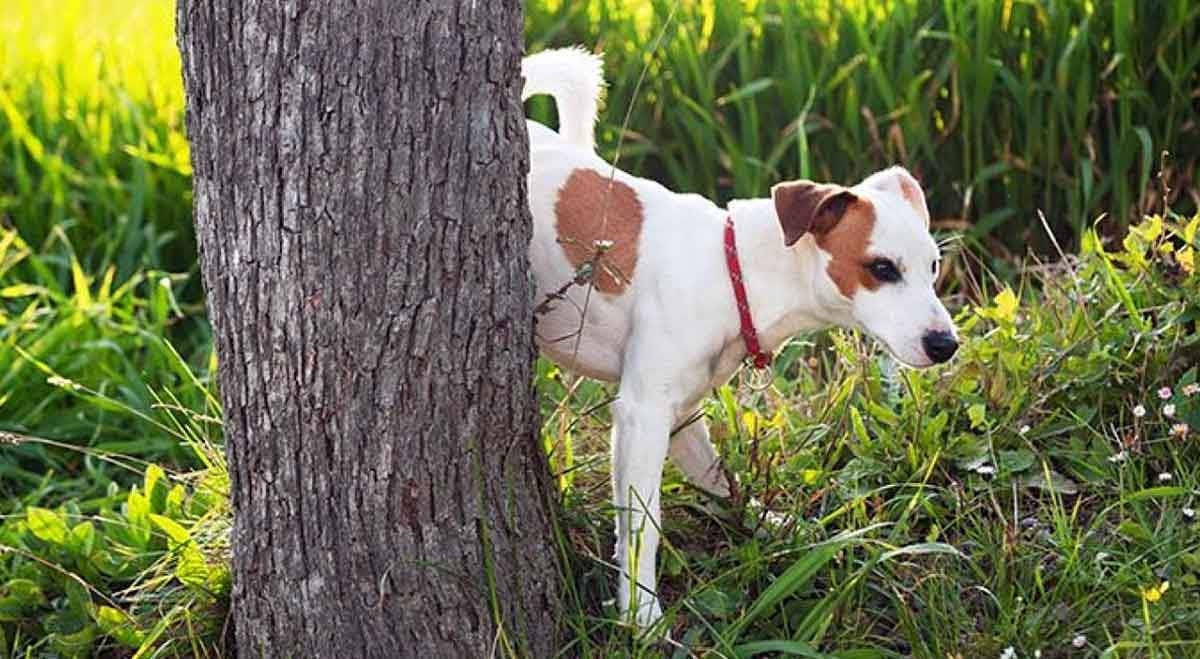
[177, 2, 560, 656]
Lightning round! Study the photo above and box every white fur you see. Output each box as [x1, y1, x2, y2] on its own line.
[522, 47, 605, 151]
[522, 48, 956, 627]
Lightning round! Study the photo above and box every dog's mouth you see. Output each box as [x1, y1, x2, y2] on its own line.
[854, 324, 934, 369]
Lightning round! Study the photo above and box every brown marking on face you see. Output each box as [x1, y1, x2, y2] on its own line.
[815, 198, 880, 298]
[896, 171, 930, 227]
[554, 169, 643, 294]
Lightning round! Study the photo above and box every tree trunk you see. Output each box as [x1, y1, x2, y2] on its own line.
[177, 2, 560, 656]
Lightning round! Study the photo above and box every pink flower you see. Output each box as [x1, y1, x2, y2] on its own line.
[1158, 387, 1173, 400]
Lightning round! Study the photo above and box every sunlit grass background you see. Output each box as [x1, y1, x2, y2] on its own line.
[0, 1, 1198, 657]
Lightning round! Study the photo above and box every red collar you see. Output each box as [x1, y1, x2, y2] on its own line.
[723, 215, 772, 370]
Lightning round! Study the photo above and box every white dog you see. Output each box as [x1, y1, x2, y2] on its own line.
[522, 47, 957, 627]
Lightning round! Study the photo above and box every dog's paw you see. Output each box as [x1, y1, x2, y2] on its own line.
[748, 497, 798, 536]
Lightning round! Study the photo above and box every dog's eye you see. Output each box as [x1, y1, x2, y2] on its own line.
[931, 261, 939, 276]
[867, 258, 901, 283]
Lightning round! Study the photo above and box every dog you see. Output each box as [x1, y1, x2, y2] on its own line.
[522, 47, 957, 627]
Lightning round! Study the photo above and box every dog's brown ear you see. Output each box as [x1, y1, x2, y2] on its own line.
[771, 181, 858, 246]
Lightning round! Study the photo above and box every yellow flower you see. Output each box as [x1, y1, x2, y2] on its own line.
[1142, 581, 1169, 603]
[993, 287, 1019, 323]
[742, 410, 760, 436]
[769, 408, 786, 428]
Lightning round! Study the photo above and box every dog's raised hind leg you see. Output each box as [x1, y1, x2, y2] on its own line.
[669, 415, 732, 499]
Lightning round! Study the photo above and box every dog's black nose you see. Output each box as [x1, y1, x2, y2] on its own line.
[922, 331, 958, 363]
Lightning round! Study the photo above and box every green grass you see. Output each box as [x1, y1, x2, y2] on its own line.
[1, 0, 1199, 657]
[0, 0, 209, 503]
[0, 0, 193, 282]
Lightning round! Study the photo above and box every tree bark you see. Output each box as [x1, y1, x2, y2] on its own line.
[177, 2, 560, 656]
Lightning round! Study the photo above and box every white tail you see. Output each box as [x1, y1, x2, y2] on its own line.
[522, 47, 605, 151]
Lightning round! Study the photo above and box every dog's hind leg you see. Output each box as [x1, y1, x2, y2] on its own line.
[669, 416, 731, 498]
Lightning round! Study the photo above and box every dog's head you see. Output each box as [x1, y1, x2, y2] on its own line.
[772, 166, 957, 368]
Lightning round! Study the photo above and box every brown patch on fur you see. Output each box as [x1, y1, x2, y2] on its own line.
[815, 198, 879, 298]
[897, 173, 930, 226]
[555, 169, 643, 294]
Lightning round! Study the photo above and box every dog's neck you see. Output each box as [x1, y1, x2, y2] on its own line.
[725, 199, 845, 355]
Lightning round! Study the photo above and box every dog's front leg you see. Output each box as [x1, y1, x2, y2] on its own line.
[611, 392, 670, 628]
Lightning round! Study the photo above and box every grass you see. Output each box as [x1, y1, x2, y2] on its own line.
[0, 0, 1199, 657]
[0, 0, 209, 505]
[0, 0, 193, 281]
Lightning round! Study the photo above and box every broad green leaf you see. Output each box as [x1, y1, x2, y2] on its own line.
[692, 588, 739, 619]
[165, 484, 187, 516]
[997, 449, 1035, 473]
[176, 545, 211, 589]
[0, 579, 46, 621]
[63, 578, 93, 621]
[967, 403, 987, 429]
[27, 507, 68, 545]
[150, 514, 210, 589]
[69, 521, 96, 557]
[50, 625, 97, 657]
[866, 401, 898, 427]
[125, 489, 152, 546]
[145, 464, 167, 513]
[1022, 470, 1078, 495]
[149, 513, 190, 545]
[95, 606, 144, 648]
[1117, 520, 1152, 543]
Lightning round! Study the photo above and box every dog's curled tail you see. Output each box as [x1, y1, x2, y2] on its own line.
[522, 47, 605, 151]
